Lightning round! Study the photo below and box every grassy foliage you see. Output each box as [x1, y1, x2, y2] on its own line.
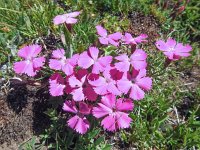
[0, 0, 199, 149]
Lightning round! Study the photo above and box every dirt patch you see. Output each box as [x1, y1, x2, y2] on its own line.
[128, 11, 161, 45]
[0, 79, 51, 150]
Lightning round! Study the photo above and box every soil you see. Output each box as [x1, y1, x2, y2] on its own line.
[128, 11, 161, 46]
[0, 79, 51, 150]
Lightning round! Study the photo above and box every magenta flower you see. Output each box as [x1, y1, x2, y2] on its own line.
[156, 38, 192, 60]
[117, 69, 152, 100]
[96, 25, 122, 47]
[88, 65, 121, 96]
[63, 101, 90, 134]
[115, 49, 147, 72]
[53, 11, 80, 25]
[93, 94, 133, 132]
[49, 73, 65, 96]
[14, 44, 45, 76]
[68, 69, 97, 101]
[78, 47, 112, 74]
[123, 33, 148, 45]
[49, 49, 79, 76]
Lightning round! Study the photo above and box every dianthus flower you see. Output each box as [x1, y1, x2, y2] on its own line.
[14, 44, 45, 76]
[49, 49, 79, 75]
[96, 25, 122, 47]
[115, 49, 147, 72]
[53, 11, 80, 25]
[117, 69, 152, 100]
[156, 38, 192, 60]
[93, 94, 133, 132]
[78, 47, 112, 74]
[63, 101, 90, 134]
[123, 33, 148, 45]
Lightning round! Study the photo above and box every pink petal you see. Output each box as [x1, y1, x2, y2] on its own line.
[68, 76, 82, 87]
[49, 59, 62, 70]
[115, 61, 130, 72]
[108, 38, 119, 47]
[108, 32, 122, 40]
[124, 33, 134, 44]
[93, 103, 112, 118]
[99, 37, 109, 45]
[62, 64, 74, 76]
[101, 94, 116, 108]
[130, 49, 147, 61]
[116, 98, 133, 111]
[155, 40, 169, 51]
[52, 49, 65, 59]
[98, 56, 113, 67]
[68, 116, 89, 134]
[107, 82, 121, 95]
[18, 45, 42, 59]
[101, 115, 116, 132]
[67, 11, 80, 17]
[93, 84, 108, 95]
[116, 112, 132, 129]
[136, 77, 152, 91]
[130, 84, 145, 100]
[49, 80, 65, 96]
[33, 57, 45, 68]
[69, 54, 79, 66]
[117, 80, 132, 94]
[88, 77, 106, 87]
[96, 25, 107, 37]
[115, 54, 129, 61]
[78, 51, 94, 69]
[53, 15, 66, 25]
[14, 61, 35, 76]
[131, 60, 147, 70]
[63, 101, 77, 113]
[72, 88, 85, 101]
[163, 51, 174, 60]
[134, 34, 148, 43]
[65, 17, 78, 24]
[92, 62, 104, 74]
[89, 47, 99, 60]
[166, 38, 176, 48]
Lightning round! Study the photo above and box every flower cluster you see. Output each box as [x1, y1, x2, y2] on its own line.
[13, 11, 192, 134]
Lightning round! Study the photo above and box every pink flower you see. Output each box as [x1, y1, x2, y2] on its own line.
[96, 25, 122, 47]
[78, 47, 112, 74]
[88, 65, 121, 96]
[49, 49, 79, 76]
[68, 69, 97, 101]
[123, 33, 148, 45]
[63, 101, 90, 134]
[49, 73, 65, 96]
[117, 69, 152, 100]
[53, 11, 80, 25]
[93, 94, 133, 132]
[115, 49, 147, 72]
[14, 44, 45, 76]
[156, 38, 192, 60]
